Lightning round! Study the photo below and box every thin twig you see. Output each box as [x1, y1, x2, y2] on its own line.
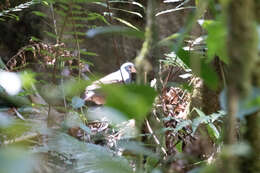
[145, 118, 167, 156]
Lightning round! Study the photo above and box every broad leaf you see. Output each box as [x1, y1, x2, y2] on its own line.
[177, 49, 219, 90]
[102, 84, 157, 122]
[200, 19, 228, 64]
[207, 123, 220, 141]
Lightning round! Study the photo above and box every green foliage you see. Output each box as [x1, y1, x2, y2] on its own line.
[200, 18, 228, 64]
[177, 49, 219, 90]
[0, 1, 246, 173]
[118, 141, 159, 159]
[192, 108, 225, 141]
[112, 16, 140, 31]
[32, 10, 47, 17]
[102, 84, 157, 123]
[0, 0, 41, 21]
[47, 133, 134, 173]
[86, 26, 145, 39]
[64, 78, 90, 98]
[20, 71, 36, 90]
[109, 0, 145, 10]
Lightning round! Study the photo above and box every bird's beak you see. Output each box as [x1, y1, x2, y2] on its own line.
[130, 66, 136, 73]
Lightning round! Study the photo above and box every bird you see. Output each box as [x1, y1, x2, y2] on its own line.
[84, 62, 136, 104]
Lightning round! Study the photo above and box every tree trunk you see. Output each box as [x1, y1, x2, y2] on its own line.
[222, 0, 258, 173]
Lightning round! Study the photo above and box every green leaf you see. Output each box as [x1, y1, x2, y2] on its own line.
[200, 60, 219, 90]
[201, 19, 228, 64]
[64, 79, 90, 98]
[30, 36, 40, 42]
[191, 108, 210, 135]
[94, 2, 143, 18]
[44, 31, 57, 39]
[156, 6, 196, 16]
[174, 119, 192, 133]
[32, 11, 47, 17]
[207, 123, 220, 141]
[80, 50, 98, 56]
[87, 12, 109, 25]
[177, 49, 219, 90]
[118, 141, 159, 159]
[157, 33, 180, 46]
[112, 17, 140, 31]
[176, 48, 191, 67]
[194, 108, 207, 117]
[176, 141, 183, 153]
[102, 84, 157, 122]
[109, 0, 145, 10]
[20, 71, 36, 90]
[86, 26, 145, 39]
[48, 133, 133, 173]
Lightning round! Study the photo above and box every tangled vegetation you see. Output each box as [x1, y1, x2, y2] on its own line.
[0, 0, 260, 173]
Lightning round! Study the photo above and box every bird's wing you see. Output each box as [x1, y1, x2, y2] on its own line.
[96, 70, 123, 84]
[84, 70, 123, 100]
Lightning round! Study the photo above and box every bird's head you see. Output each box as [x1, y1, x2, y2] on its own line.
[120, 62, 136, 83]
[120, 62, 136, 74]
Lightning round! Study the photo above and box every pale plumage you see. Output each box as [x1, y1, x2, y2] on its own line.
[84, 62, 136, 102]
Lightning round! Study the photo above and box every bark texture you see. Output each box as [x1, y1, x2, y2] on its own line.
[224, 0, 258, 173]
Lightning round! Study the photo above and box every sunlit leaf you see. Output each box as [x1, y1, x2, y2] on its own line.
[200, 19, 229, 64]
[207, 123, 220, 141]
[156, 6, 196, 16]
[176, 141, 183, 153]
[20, 71, 36, 90]
[157, 33, 180, 46]
[109, 0, 145, 9]
[86, 26, 145, 39]
[113, 17, 140, 31]
[98, 3, 143, 18]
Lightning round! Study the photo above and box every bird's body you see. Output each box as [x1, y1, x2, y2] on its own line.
[84, 62, 136, 104]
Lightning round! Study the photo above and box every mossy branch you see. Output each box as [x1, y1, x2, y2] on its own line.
[134, 0, 156, 84]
